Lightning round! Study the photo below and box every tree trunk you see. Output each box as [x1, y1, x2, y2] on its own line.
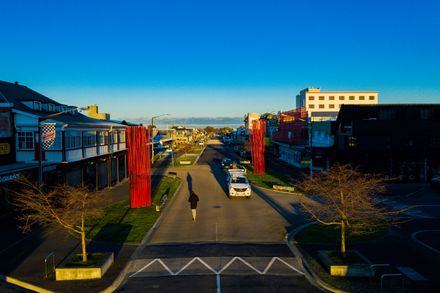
[341, 220, 346, 258]
[81, 214, 88, 262]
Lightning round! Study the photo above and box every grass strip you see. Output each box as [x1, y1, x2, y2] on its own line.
[295, 221, 388, 245]
[86, 176, 181, 244]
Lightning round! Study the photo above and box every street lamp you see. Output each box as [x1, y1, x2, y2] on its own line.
[38, 106, 90, 188]
[150, 114, 170, 165]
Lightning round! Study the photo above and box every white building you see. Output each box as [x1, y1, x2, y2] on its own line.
[296, 87, 379, 121]
[0, 80, 128, 189]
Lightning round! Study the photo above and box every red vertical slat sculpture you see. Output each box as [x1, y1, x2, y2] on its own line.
[250, 119, 266, 174]
[126, 126, 151, 208]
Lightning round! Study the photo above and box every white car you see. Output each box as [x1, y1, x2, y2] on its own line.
[227, 170, 251, 198]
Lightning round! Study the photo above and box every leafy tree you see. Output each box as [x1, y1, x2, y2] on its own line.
[204, 126, 216, 134]
[11, 177, 105, 262]
[299, 164, 398, 256]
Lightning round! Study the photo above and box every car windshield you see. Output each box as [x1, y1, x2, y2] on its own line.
[232, 177, 247, 184]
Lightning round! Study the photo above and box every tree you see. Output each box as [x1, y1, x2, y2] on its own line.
[10, 177, 105, 262]
[204, 126, 216, 134]
[298, 164, 396, 257]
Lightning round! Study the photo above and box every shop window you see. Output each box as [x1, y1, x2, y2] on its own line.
[17, 132, 34, 150]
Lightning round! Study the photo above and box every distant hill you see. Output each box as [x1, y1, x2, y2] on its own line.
[117, 116, 244, 128]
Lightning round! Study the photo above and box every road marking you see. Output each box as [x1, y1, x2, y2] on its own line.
[129, 256, 304, 277]
[129, 256, 304, 293]
[411, 230, 440, 255]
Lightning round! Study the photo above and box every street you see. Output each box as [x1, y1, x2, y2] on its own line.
[120, 140, 319, 292]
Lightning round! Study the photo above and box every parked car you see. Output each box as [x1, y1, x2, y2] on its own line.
[221, 158, 233, 169]
[227, 169, 251, 198]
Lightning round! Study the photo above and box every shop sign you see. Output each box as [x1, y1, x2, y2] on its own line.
[0, 143, 10, 155]
[0, 172, 21, 183]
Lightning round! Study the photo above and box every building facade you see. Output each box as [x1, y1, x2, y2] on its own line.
[0, 81, 128, 193]
[334, 104, 440, 182]
[296, 87, 378, 121]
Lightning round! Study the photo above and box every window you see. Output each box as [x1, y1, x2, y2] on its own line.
[84, 131, 96, 147]
[319, 96, 325, 100]
[349, 96, 355, 100]
[308, 104, 315, 109]
[348, 137, 357, 148]
[319, 104, 325, 109]
[33, 101, 42, 111]
[48, 104, 55, 112]
[65, 131, 82, 149]
[329, 96, 335, 100]
[359, 96, 365, 100]
[17, 132, 34, 150]
[339, 96, 345, 100]
[98, 131, 107, 145]
[308, 96, 315, 100]
[119, 131, 126, 143]
[369, 96, 375, 100]
[329, 104, 335, 109]
[110, 132, 118, 144]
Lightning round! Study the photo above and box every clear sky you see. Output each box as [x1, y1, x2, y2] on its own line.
[1, 0, 439, 119]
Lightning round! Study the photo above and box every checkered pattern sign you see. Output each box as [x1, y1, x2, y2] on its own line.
[40, 123, 56, 151]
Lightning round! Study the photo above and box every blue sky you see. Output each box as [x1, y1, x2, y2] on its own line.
[1, 0, 439, 119]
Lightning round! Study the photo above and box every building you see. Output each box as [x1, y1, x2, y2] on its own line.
[244, 113, 260, 135]
[87, 104, 110, 120]
[0, 81, 128, 193]
[296, 87, 378, 121]
[271, 108, 334, 170]
[334, 104, 440, 182]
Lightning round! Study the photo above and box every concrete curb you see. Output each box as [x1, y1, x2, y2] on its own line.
[286, 223, 349, 293]
[192, 145, 207, 165]
[0, 274, 54, 293]
[101, 179, 184, 293]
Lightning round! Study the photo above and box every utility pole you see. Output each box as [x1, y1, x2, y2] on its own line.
[308, 116, 313, 179]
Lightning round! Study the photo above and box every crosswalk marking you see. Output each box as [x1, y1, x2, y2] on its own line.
[129, 256, 304, 278]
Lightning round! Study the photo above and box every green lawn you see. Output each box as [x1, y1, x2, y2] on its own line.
[245, 166, 295, 190]
[86, 176, 181, 244]
[295, 221, 388, 245]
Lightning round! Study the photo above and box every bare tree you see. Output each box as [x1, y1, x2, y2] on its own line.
[10, 177, 105, 262]
[299, 163, 397, 257]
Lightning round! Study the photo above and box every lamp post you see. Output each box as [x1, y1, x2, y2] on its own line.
[150, 114, 169, 165]
[38, 106, 90, 189]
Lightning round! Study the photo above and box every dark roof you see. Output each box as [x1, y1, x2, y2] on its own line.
[0, 80, 125, 129]
[336, 103, 440, 124]
[0, 80, 59, 104]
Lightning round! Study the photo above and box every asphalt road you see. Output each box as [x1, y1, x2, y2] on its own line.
[121, 140, 319, 292]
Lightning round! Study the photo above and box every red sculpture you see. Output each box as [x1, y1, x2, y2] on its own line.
[250, 119, 266, 174]
[126, 126, 151, 208]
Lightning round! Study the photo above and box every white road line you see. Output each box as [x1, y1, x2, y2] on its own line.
[411, 230, 440, 255]
[129, 256, 304, 277]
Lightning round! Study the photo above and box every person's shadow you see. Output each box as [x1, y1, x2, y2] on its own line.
[187, 172, 193, 193]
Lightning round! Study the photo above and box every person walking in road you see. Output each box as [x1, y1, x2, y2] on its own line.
[188, 191, 199, 222]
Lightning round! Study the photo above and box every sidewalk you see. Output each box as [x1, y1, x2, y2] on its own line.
[0, 180, 152, 292]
